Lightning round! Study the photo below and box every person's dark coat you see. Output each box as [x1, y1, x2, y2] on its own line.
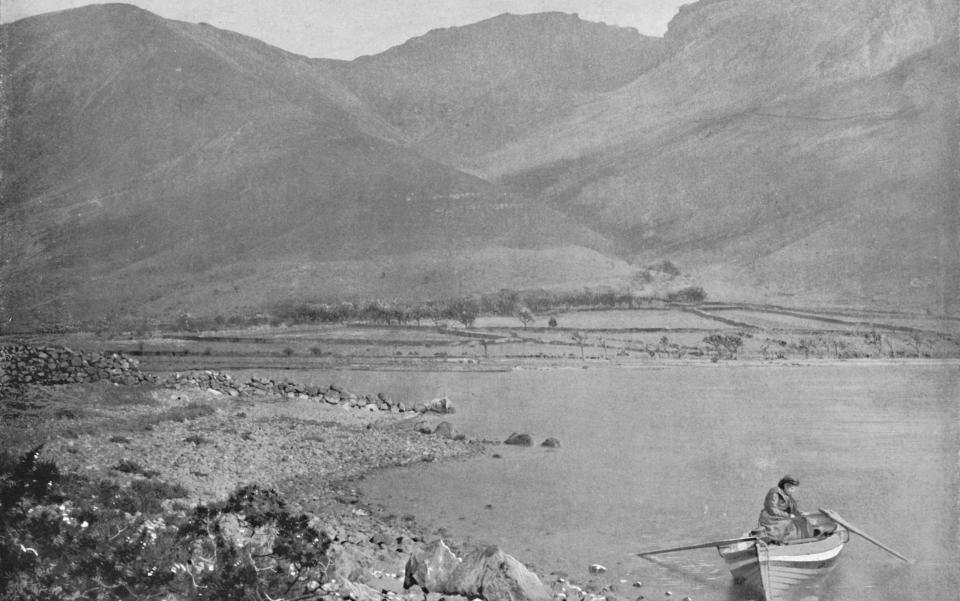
[757, 486, 805, 541]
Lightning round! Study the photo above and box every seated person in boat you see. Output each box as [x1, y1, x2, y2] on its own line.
[755, 475, 812, 543]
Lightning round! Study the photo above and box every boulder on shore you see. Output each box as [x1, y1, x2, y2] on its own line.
[452, 545, 552, 601]
[434, 421, 463, 440]
[404, 539, 461, 592]
[423, 397, 455, 414]
[504, 433, 533, 446]
[404, 540, 551, 601]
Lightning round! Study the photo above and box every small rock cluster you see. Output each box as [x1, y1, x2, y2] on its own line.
[504, 433, 561, 448]
[0, 344, 155, 390]
[160, 371, 455, 414]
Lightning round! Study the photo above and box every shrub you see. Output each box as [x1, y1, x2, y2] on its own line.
[177, 484, 332, 598]
[1, 450, 331, 601]
[1, 448, 185, 598]
[666, 286, 707, 303]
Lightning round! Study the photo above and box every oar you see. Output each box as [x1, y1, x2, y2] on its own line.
[638, 535, 757, 556]
[820, 508, 914, 564]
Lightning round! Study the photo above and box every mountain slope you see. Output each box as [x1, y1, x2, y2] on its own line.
[0, 4, 624, 329]
[467, 0, 959, 311]
[328, 12, 666, 163]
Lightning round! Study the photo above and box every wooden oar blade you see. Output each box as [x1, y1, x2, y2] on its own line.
[638, 535, 757, 557]
[820, 508, 914, 564]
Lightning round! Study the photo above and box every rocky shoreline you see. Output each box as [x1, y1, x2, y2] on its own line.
[1, 344, 613, 601]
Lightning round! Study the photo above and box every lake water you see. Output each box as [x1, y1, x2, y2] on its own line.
[312, 362, 959, 601]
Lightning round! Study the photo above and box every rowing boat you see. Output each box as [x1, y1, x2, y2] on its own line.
[717, 511, 848, 601]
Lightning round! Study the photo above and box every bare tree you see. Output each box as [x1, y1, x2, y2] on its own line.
[571, 331, 588, 360]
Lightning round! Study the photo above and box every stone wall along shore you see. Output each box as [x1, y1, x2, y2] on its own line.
[1, 344, 155, 390]
[1, 344, 455, 416]
[161, 371, 453, 414]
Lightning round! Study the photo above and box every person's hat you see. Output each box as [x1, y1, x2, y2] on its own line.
[778, 475, 800, 488]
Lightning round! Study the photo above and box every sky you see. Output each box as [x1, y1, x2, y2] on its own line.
[1, 1, 688, 59]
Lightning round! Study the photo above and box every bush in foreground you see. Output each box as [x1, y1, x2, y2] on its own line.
[1, 447, 332, 600]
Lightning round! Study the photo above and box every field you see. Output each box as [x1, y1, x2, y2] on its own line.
[6, 305, 959, 375]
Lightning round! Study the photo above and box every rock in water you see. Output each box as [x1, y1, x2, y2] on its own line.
[504, 433, 533, 446]
[540, 437, 561, 448]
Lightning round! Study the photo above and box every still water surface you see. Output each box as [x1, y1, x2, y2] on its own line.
[314, 363, 958, 601]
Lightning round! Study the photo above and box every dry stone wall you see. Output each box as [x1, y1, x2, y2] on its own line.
[161, 370, 453, 414]
[1, 344, 455, 415]
[1, 344, 155, 390]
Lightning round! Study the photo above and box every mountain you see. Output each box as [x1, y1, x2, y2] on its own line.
[0, 4, 626, 329]
[326, 12, 666, 163]
[458, 0, 959, 311]
[2, 1, 957, 330]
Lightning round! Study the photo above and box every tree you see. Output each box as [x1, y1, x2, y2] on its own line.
[571, 331, 588, 360]
[910, 333, 925, 358]
[446, 297, 480, 328]
[658, 335, 671, 358]
[516, 306, 534, 328]
[666, 286, 707, 303]
[722, 334, 743, 359]
[703, 334, 725, 360]
[548, 317, 558, 328]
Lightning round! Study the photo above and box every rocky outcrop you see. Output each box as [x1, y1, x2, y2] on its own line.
[0, 344, 154, 392]
[404, 540, 552, 601]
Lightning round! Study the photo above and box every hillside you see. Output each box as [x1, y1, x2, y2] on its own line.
[0, 5, 625, 330]
[2, 1, 957, 330]
[462, 0, 959, 312]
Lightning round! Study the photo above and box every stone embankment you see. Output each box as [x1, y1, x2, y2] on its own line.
[0, 344, 154, 390]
